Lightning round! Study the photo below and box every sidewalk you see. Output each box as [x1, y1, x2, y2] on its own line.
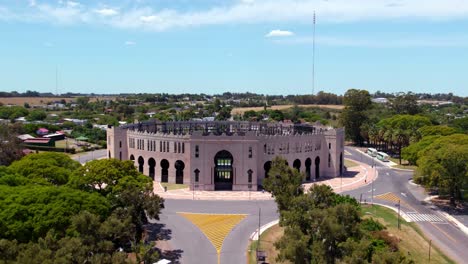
[153, 159, 377, 201]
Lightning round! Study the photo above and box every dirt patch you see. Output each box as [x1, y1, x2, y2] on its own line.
[232, 104, 344, 115]
[431, 197, 467, 216]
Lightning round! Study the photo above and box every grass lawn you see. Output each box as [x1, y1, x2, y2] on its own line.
[389, 157, 418, 171]
[248, 224, 287, 264]
[361, 205, 454, 264]
[247, 205, 454, 264]
[344, 159, 359, 168]
[160, 182, 188, 190]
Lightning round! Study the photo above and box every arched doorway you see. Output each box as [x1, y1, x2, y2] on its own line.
[108, 151, 111, 158]
[138, 156, 144, 174]
[175, 160, 185, 184]
[264, 161, 272, 178]
[305, 158, 312, 181]
[214, 150, 234, 190]
[340, 153, 343, 176]
[315, 156, 320, 179]
[148, 158, 156, 180]
[160, 159, 169, 183]
[293, 159, 301, 172]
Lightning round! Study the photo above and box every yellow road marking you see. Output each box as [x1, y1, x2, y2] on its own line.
[374, 192, 410, 208]
[178, 212, 247, 254]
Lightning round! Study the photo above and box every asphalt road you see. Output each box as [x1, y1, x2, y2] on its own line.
[158, 199, 278, 264]
[72, 149, 107, 164]
[344, 147, 468, 264]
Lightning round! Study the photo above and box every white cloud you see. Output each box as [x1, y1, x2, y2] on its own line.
[3, 0, 468, 31]
[265, 29, 294, 37]
[67, 1, 80, 8]
[124, 41, 136, 46]
[95, 8, 118, 16]
[140, 15, 158, 23]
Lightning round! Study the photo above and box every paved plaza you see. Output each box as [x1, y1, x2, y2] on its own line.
[153, 159, 377, 200]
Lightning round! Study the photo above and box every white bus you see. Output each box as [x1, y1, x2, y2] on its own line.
[377, 152, 389, 162]
[366, 148, 378, 157]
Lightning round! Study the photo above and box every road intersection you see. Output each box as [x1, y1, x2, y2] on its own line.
[153, 146, 467, 264]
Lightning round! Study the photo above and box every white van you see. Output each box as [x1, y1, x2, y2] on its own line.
[366, 148, 378, 157]
[377, 152, 389, 162]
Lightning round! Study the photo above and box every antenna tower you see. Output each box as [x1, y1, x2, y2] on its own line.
[312, 11, 316, 95]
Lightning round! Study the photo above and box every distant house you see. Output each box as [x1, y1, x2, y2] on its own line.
[24, 138, 55, 147]
[17, 134, 35, 141]
[14, 117, 27, 122]
[36, 128, 49, 136]
[43, 133, 66, 141]
[371, 98, 388, 104]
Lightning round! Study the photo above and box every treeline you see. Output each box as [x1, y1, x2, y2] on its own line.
[0, 90, 54, 97]
[373, 91, 468, 104]
[0, 153, 164, 263]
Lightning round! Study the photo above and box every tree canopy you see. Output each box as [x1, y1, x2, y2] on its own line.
[0, 154, 164, 263]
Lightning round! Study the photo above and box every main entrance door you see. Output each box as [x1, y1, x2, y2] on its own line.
[214, 150, 234, 190]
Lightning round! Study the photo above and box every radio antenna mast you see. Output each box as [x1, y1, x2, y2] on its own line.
[312, 11, 316, 95]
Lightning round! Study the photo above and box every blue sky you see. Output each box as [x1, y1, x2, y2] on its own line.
[0, 0, 467, 96]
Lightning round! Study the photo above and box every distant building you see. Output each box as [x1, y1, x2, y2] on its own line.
[36, 128, 49, 136]
[24, 138, 55, 147]
[107, 121, 345, 191]
[371, 98, 388, 104]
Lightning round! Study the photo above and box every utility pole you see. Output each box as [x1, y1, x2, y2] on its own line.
[429, 240, 432, 262]
[257, 207, 261, 263]
[371, 158, 375, 206]
[397, 200, 401, 230]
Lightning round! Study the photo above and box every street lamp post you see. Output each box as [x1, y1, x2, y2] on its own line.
[371, 157, 375, 206]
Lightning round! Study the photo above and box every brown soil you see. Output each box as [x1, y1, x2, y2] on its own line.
[231, 104, 344, 115]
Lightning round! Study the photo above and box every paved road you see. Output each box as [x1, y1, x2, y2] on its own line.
[71, 149, 107, 164]
[158, 199, 278, 264]
[344, 147, 468, 264]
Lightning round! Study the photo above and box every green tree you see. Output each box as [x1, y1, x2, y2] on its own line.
[389, 92, 420, 115]
[9, 153, 81, 185]
[70, 159, 164, 242]
[26, 110, 47, 121]
[340, 89, 372, 145]
[416, 139, 468, 204]
[263, 157, 303, 211]
[0, 185, 110, 242]
[0, 125, 24, 166]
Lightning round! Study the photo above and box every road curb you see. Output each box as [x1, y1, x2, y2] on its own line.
[390, 167, 415, 172]
[250, 219, 280, 241]
[365, 202, 412, 222]
[438, 211, 468, 236]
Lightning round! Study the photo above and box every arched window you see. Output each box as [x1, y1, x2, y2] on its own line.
[247, 169, 253, 183]
[328, 153, 331, 167]
[195, 145, 199, 158]
[194, 169, 200, 182]
[248, 146, 253, 158]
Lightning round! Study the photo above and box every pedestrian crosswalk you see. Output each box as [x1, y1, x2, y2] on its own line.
[405, 212, 445, 223]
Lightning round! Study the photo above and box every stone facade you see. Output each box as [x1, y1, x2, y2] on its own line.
[107, 121, 345, 191]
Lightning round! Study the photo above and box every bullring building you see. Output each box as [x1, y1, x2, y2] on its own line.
[107, 121, 345, 191]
